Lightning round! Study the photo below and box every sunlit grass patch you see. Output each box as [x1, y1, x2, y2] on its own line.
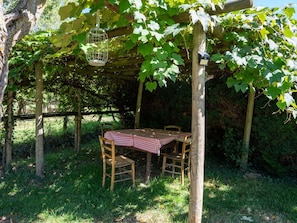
[36, 210, 94, 223]
[1, 118, 297, 223]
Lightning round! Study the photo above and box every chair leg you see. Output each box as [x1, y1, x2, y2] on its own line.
[157, 155, 161, 165]
[161, 156, 167, 175]
[102, 162, 106, 188]
[187, 168, 191, 183]
[181, 160, 185, 186]
[132, 162, 135, 187]
[187, 155, 191, 183]
[172, 160, 177, 177]
[110, 167, 115, 192]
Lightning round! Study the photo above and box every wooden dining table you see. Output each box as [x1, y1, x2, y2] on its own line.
[104, 128, 190, 182]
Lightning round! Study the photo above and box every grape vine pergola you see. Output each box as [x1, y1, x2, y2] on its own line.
[51, 1, 255, 222]
[97, 1, 255, 221]
[5, 1, 256, 222]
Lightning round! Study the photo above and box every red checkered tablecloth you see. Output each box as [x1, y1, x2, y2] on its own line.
[104, 128, 189, 155]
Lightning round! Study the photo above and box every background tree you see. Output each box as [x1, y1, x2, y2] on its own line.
[212, 5, 297, 171]
[0, 0, 47, 122]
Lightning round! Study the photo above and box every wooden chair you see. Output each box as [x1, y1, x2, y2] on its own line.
[99, 135, 135, 192]
[164, 125, 181, 132]
[162, 125, 182, 153]
[161, 135, 191, 185]
[100, 122, 114, 136]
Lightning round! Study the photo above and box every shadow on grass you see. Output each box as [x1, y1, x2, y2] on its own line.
[2, 125, 297, 222]
[202, 160, 297, 222]
[0, 146, 189, 223]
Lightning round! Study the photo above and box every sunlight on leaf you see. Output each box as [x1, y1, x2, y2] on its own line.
[130, 0, 142, 10]
[257, 12, 267, 24]
[189, 8, 211, 32]
[134, 11, 146, 22]
[151, 31, 163, 41]
[284, 26, 294, 38]
[284, 93, 295, 107]
[164, 24, 183, 36]
[148, 21, 160, 31]
[283, 6, 295, 19]
[267, 39, 278, 51]
[259, 28, 270, 39]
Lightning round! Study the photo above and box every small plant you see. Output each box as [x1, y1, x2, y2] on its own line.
[220, 127, 243, 167]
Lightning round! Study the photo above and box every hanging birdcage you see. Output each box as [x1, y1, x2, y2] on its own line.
[86, 11, 108, 66]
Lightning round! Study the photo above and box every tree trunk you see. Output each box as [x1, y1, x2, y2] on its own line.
[134, 81, 144, 129]
[4, 89, 14, 170]
[188, 22, 206, 223]
[240, 88, 255, 171]
[63, 116, 68, 132]
[0, 0, 46, 122]
[74, 115, 82, 153]
[35, 61, 44, 177]
[75, 90, 82, 153]
[0, 5, 9, 122]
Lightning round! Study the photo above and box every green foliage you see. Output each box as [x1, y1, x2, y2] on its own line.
[205, 75, 297, 176]
[252, 105, 297, 176]
[212, 6, 297, 116]
[52, 0, 225, 91]
[9, 31, 53, 82]
[219, 127, 243, 167]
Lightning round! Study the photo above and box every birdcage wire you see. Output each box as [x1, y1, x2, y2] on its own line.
[86, 11, 108, 66]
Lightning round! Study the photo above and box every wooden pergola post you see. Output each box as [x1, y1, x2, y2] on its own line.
[188, 1, 253, 222]
[134, 80, 144, 129]
[35, 61, 44, 178]
[189, 22, 206, 223]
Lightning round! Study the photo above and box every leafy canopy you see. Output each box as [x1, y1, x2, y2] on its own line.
[212, 5, 297, 117]
[52, 0, 226, 91]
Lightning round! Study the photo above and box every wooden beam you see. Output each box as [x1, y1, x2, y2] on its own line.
[106, 25, 132, 38]
[173, 0, 254, 23]
[13, 110, 123, 120]
[210, 0, 254, 15]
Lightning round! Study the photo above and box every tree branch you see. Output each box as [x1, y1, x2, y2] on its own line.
[5, 0, 46, 49]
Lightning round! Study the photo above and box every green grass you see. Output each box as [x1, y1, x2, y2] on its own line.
[1, 117, 297, 222]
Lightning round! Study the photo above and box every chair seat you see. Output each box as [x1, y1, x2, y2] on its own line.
[106, 155, 135, 167]
[163, 152, 187, 160]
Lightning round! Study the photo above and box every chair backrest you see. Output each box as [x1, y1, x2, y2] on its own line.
[164, 125, 181, 132]
[100, 122, 114, 135]
[181, 135, 191, 159]
[99, 135, 115, 162]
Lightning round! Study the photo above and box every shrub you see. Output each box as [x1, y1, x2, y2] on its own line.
[252, 103, 297, 176]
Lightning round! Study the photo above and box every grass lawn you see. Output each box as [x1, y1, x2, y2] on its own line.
[1, 117, 297, 222]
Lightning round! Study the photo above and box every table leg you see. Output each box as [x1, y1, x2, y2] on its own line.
[145, 152, 152, 183]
